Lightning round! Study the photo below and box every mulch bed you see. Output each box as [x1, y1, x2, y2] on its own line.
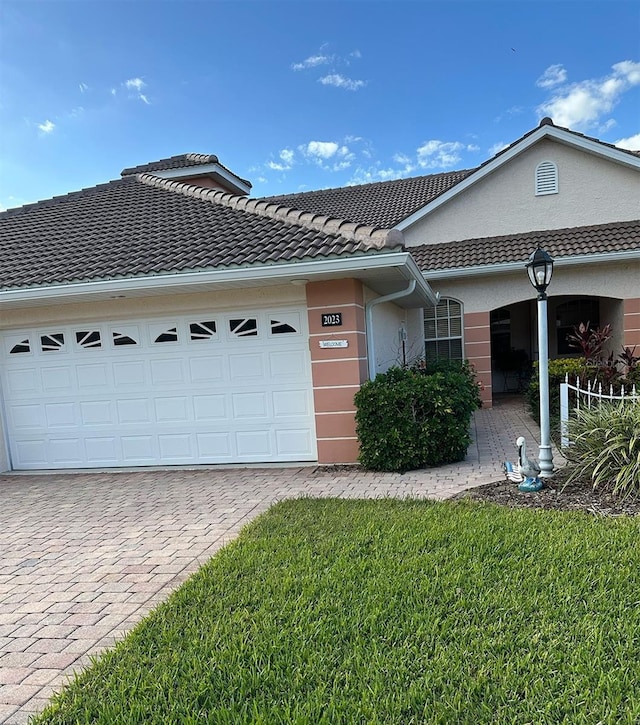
[457, 469, 640, 517]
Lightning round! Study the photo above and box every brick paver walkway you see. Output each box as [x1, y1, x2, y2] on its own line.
[0, 397, 558, 723]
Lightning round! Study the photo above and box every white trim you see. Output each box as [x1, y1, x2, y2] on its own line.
[0, 253, 440, 306]
[396, 124, 640, 232]
[154, 164, 251, 195]
[422, 249, 640, 280]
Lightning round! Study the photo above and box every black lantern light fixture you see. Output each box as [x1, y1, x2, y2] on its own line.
[526, 247, 554, 297]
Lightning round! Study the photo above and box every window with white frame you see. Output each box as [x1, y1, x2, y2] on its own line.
[424, 298, 463, 363]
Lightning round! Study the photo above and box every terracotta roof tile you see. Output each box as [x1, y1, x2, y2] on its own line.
[260, 169, 473, 228]
[0, 175, 402, 291]
[411, 220, 640, 272]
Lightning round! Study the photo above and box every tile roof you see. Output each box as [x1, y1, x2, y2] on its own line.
[121, 153, 252, 189]
[0, 175, 402, 291]
[260, 120, 639, 231]
[411, 220, 640, 273]
[260, 169, 474, 228]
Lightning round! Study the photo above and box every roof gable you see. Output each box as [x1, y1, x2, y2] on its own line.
[121, 153, 253, 196]
[396, 119, 640, 231]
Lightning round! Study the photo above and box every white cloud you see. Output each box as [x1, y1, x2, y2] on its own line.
[536, 64, 567, 89]
[268, 148, 295, 171]
[292, 54, 332, 71]
[125, 77, 145, 92]
[319, 74, 366, 91]
[79, 82, 89, 93]
[110, 88, 117, 96]
[537, 60, 640, 130]
[37, 119, 55, 133]
[123, 77, 150, 104]
[416, 140, 466, 169]
[298, 140, 355, 171]
[350, 49, 361, 59]
[615, 132, 640, 150]
[303, 141, 340, 159]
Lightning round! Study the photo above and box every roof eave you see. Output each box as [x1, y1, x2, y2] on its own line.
[0, 252, 438, 309]
[422, 249, 640, 280]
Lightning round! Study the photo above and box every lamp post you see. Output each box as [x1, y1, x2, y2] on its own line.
[526, 247, 554, 478]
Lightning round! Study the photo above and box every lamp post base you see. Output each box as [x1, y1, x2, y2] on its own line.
[538, 444, 554, 478]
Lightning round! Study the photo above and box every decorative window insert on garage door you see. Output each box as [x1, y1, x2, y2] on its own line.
[1, 308, 316, 470]
[423, 298, 464, 364]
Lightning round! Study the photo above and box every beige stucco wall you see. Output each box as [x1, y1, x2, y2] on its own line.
[429, 259, 640, 314]
[0, 285, 306, 331]
[403, 139, 640, 245]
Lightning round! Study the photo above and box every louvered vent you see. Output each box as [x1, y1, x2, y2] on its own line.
[535, 161, 558, 196]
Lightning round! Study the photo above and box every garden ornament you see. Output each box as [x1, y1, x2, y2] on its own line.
[502, 436, 544, 492]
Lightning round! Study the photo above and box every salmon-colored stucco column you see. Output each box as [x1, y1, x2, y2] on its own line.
[464, 311, 492, 408]
[306, 279, 368, 463]
[623, 298, 640, 349]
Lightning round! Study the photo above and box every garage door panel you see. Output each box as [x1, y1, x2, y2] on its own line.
[150, 358, 184, 385]
[85, 437, 119, 463]
[232, 391, 268, 418]
[49, 437, 83, 464]
[7, 368, 40, 394]
[228, 352, 264, 379]
[80, 400, 114, 426]
[44, 402, 76, 428]
[276, 429, 314, 456]
[113, 361, 146, 386]
[158, 434, 193, 460]
[14, 440, 48, 467]
[77, 363, 109, 388]
[269, 350, 308, 378]
[155, 397, 191, 423]
[273, 390, 311, 417]
[2, 308, 317, 469]
[196, 432, 232, 458]
[189, 356, 225, 382]
[41, 367, 73, 392]
[116, 399, 152, 424]
[193, 395, 227, 420]
[236, 430, 271, 457]
[9, 404, 43, 430]
[121, 435, 156, 461]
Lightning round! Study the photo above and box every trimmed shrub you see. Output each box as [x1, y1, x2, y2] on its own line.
[564, 402, 640, 495]
[354, 363, 481, 472]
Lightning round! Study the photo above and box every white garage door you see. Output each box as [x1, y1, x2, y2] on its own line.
[0, 307, 316, 469]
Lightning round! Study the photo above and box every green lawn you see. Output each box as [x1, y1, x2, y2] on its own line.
[34, 498, 640, 724]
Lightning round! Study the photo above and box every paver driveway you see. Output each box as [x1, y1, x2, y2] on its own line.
[0, 397, 550, 723]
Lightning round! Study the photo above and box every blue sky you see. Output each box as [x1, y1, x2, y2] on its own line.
[1, 0, 639, 210]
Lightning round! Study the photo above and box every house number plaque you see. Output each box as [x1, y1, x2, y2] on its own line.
[321, 313, 342, 327]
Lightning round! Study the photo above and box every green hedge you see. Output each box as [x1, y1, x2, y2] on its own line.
[354, 362, 481, 472]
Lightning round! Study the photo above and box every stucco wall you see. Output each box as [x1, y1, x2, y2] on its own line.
[403, 139, 640, 245]
[429, 260, 640, 314]
[0, 285, 306, 330]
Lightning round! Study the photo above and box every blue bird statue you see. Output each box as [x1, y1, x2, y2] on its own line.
[503, 436, 543, 492]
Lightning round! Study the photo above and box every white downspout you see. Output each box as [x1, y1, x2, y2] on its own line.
[365, 280, 417, 381]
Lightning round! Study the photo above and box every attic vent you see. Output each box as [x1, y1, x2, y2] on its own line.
[535, 160, 558, 196]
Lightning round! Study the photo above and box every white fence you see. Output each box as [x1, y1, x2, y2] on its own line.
[560, 375, 639, 448]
